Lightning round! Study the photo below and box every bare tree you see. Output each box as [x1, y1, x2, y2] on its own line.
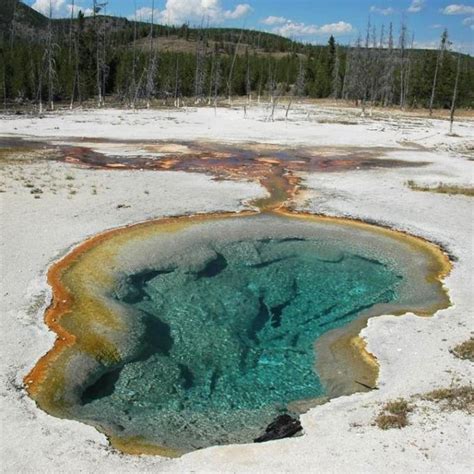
[128, 0, 138, 108]
[368, 25, 380, 107]
[194, 22, 206, 104]
[429, 29, 448, 116]
[265, 62, 283, 121]
[379, 24, 385, 49]
[46, 0, 55, 110]
[68, 3, 83, 110]
[402, 32, 415, 108]
[295, 56, 306, 98]
[145, 0, 158, 108]
[449, 55, 461, 134]
[341, 47, 352, 100]
[331, 46, 341, 99]
[69, 32, 80, 109]
[173, 56, 180, 108]
[2, 54, 6, 110]
[207, 47, 216, 105]
[68, 0, 75, 62]
[345, 34, 370, 113]
[227, 29, 243, 105]
[245, 48, 252, 103]
[256, 62, 265, 103]
[399, 19, 408, 109]
[357, 18, 374, 114]
[381, 22, 395, 106]
[212, 53, 222, 112]
[93, 0, 108, 107]
[266, 62, 276, 105]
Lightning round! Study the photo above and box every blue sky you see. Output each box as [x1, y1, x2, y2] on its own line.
[28, 0, 474, 54]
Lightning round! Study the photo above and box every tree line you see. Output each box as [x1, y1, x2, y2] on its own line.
[1, 1, 473, 111]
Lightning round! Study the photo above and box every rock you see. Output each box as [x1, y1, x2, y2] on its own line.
[254, 414, 302, 443]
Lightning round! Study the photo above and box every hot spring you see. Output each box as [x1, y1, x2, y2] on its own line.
[25, 212, 449, 456]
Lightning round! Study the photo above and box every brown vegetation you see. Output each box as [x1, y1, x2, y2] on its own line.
[407, 180, 474, 196]
[424, 386, 474, 414]
[375, 399, 412, 430]
[450, 338, 474, 361]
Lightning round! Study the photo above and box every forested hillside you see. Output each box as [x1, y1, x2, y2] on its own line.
[1, 0, 473, 110]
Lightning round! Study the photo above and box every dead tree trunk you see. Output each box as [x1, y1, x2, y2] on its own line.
[174, 56, 180, 108]
[227, 29, 243, 105]
[208, 49, 215, 105]
[449, 55, 461, 134]
[245, 49, 252, 104]
[130, 0, 138, 108]
[331, 46, 341, 99]
[213, 54, 222, 113]
[93, 1, 107, 107]
[145, 0, 157, 108]
[69, 37, 79, 110]
[285, 97, 293, 121]
[402, 33, 415, 108]
[399, 20, 407, 109]
[2, 66, 7, 110]
[381, 22, 395, 106]
[68, 0, 75, 62]
[46, 0, 54, 111]
[295, 56, 306, 98]
[38, 52, 44, 114]
[429, 29, 448, 117]
[194, 24, 206, 104]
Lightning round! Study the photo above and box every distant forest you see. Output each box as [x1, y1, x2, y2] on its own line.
[1, 0, 473, 110]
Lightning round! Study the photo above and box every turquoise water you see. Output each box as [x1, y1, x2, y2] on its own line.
[78, 237, 402, 452]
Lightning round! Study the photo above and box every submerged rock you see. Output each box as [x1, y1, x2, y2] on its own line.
[254, 414, 302, 443]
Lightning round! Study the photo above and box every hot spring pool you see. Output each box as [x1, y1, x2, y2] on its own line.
[26, 213, 449, 455]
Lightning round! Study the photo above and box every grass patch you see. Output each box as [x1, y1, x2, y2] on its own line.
[424, 386, 474, 414]
[375, 398, 412, 430]
[407, 180, 474, 197]
[450, 338, 474, 362]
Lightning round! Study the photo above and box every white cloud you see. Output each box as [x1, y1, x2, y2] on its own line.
[413, 40, 439, 49]
[128, 7, 161, 22]
[66, 4, 93, 17]
[261, 16, 287, 25]
[158, 0, 252, 25]
[31, 0, 65, 17]
[449, 40, 473, 54]
[223, 3, 252, 20]
[317, 21, 354, 34]
[413, 38, 473, 54]
[273, 21, 319, 37]
[32, 0, 93, 18]
[271, 20, 353, 38]
[369, 6, 395, 15]
[407, 0, 425, 13]
[462, 16, 474, 29]
[441, 4, 474, 15]
[431, 23, 444, 28]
